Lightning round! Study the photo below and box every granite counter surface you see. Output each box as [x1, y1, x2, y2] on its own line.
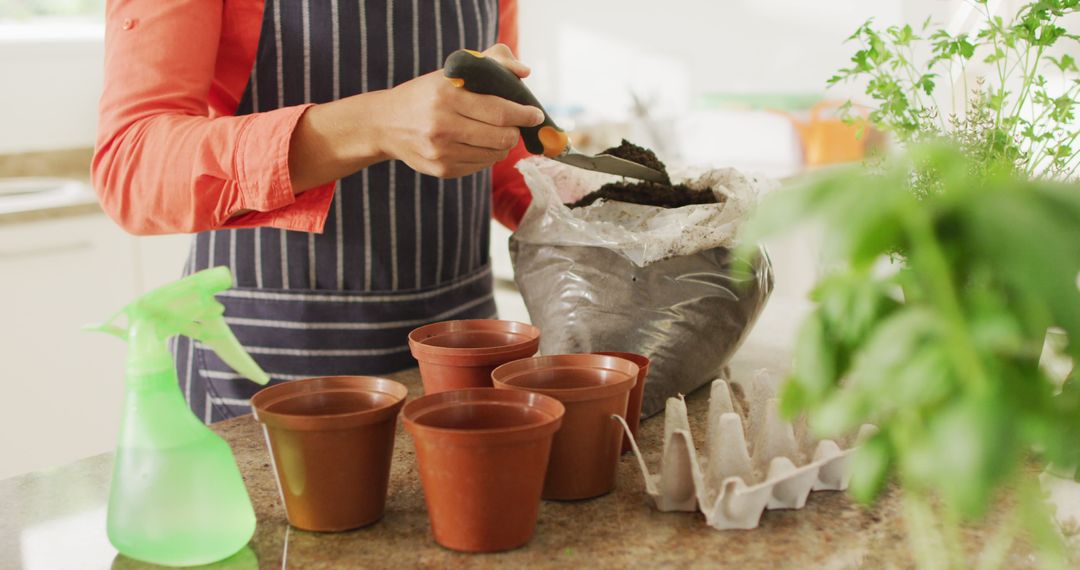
[0, 148, 101, 225]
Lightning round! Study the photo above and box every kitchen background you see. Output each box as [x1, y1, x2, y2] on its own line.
[1, 0, 1075, 480]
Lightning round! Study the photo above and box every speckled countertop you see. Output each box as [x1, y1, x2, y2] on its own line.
[0, 148, 101, 225]
[201, 368, 917, 569]
[4, 306, 1069, 569]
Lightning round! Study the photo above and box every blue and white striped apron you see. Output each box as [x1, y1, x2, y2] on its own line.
[174, 0, 500, 423]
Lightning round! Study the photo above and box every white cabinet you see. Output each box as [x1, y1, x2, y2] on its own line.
[0, 214, 193, 479]
[132, 233, 193, 293]
[0, 215, 133, 479]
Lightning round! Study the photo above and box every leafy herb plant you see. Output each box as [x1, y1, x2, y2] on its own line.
[742, 144, 1080, 568]
[829, 0, 1079, 185]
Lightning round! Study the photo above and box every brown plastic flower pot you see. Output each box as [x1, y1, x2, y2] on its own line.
[251, 376, 408, 532]
[408, 319, 541, 394]
[491, 354, 639, 500]
[402, 388, 564, 553]
[593, 352, 651, 454]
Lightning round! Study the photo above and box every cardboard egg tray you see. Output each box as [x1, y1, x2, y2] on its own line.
[621, 371, 876, 530]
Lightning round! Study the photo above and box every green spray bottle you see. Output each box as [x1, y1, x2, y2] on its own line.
[88, 267, 269, 567]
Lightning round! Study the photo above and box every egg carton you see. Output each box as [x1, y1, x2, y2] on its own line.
[620, 370, 876, 530]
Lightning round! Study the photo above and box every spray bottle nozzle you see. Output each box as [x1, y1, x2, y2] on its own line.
[87, 267, 269, 385]
[83, 312, 127, 340]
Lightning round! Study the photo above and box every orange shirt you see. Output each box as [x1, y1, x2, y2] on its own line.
[92, 0, 532, 236]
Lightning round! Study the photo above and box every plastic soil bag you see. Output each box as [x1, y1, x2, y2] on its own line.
[510, 157, 774, 416]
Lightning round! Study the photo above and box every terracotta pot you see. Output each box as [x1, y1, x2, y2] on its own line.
[492, 354, 638, 500]
[592, 352, 651, 454]
[408, 320, 541, 394]
[402, 388, 564, 552]
[251, 376, 408, 532]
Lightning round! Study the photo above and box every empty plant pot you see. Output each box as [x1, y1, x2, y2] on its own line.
[492, 354, 639, 500]
[593, 352, 651, 454]
[408, 319, 541, 394]
[251, 376, 408, 532]
[402, 388, 564, 553]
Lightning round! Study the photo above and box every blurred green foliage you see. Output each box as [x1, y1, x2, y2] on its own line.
[741, 143, 1080, 566]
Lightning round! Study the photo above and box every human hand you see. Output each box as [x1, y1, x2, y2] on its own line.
[374, 43, 543, 178]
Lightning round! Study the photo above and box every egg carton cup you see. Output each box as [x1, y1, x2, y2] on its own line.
[620, 370, 876, 530]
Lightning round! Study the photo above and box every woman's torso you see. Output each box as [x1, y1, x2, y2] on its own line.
[176, 0, 501, 422]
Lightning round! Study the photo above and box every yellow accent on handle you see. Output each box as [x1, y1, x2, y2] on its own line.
[445, 77, 465, 88]
[537, 126, 569, 158]
[463, 49, 485, 58]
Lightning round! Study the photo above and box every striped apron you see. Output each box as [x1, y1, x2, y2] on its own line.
[174, 0, 500, 423]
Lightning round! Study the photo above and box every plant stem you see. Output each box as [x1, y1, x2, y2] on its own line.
[976, 497, 1021, 570]
[1059, 146, 1080, 178]
[949, 60, 959, 122]
[1016, 475, 1069, 569]
[905, 43, 947, 130]
[983, 3, 1009, 130]
[940, 507, 968, 568]
[1007, 43, 1045, 124]
[964, 72, 971, 122]
[904, 490, 949, 570]
[900, 195, 991, 395]
[1030, 130, 1080, 178]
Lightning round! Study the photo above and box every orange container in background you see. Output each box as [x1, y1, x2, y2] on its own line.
[781, 101, 872, 167]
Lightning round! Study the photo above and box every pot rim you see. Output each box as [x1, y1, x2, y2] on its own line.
[491, 354, 639, 403]
[591, 351, 651, 372]
[252, 376, 408, 431]
[408, 319, 541, 359]
[402, 387, 565, 441]
[411, 341, 539, 368]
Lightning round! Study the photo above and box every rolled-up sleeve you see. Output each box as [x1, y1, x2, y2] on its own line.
[92, 0, 334, 236]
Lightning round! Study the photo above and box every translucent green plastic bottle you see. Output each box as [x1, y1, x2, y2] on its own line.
[89, 267, 269, 567]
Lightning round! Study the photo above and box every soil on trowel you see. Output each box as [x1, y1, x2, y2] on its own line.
[568, 140, 721, 210]
[601, 139, 669, 177]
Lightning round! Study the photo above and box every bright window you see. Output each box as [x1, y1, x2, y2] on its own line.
[0, 0, 104, 20]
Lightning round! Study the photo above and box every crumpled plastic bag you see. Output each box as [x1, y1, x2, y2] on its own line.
[510, 157, 775, 416]
[513, 158, 765, 266]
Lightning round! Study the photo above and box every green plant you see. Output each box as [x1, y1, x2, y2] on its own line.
[741, 144, 1080, 568]
[829, 0, 1079, 184]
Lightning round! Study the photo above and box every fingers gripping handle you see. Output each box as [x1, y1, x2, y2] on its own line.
[442, 49, 568, 158]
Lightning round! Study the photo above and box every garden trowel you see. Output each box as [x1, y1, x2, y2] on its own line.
[443, 49, 667, 183]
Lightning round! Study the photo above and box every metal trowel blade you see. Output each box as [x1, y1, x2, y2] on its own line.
[554, 151, 668, 183]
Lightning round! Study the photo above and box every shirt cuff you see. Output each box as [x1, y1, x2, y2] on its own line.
[222, 181, 336, 233]
[225, 103, 335, 233]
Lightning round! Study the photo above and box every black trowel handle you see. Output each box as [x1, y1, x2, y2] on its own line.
[442, 49, 569, 158]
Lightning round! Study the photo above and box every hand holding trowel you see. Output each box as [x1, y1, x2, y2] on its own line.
[443, 49, 667, 183]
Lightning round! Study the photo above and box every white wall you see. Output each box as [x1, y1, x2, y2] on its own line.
[0, 22, 103, 153]
[4, 1, 1071, 155]
[0, 215, 193, 479]
[0, 1, 985, 155]
[516, 0, 968, 120]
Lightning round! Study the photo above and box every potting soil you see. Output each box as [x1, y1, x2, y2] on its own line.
[569, 140, 719, 209]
